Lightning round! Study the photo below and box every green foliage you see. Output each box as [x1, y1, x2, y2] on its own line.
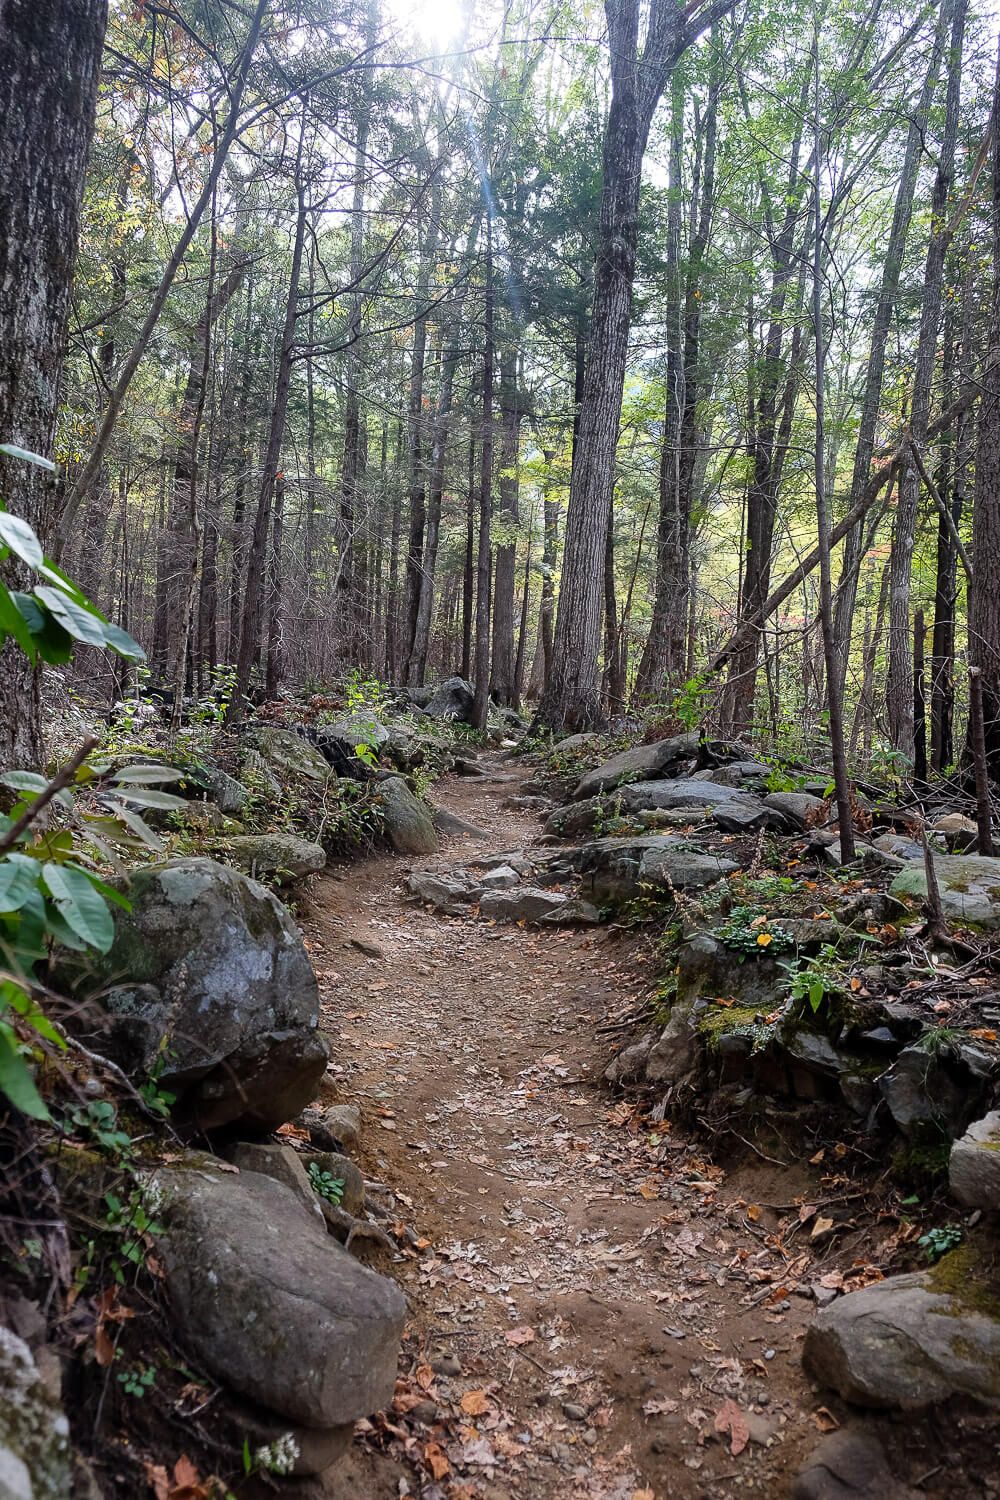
[671, 673, 713, 731]
[307, 1161, 345, 1205]
[780, 944, 845, 1016]
[0, 446, 155, 1119]
[711, 905, 794, 958]
[919, 1224, 963, 1263]
[117, 1364, 156, 1398]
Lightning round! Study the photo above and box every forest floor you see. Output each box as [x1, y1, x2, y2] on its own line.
[298, 756, 963, 1500]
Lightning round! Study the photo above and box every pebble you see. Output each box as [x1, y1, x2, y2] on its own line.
[431, 1353, 461, 1376]
[411, 1400, 439, 1423]
[561, 1401, 587, 1421]
[582, 1428, 598, 1446]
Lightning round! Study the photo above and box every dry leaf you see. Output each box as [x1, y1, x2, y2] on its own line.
[812, 1406, 840, 1432]
[423, 1442, 450, 1480]
[414, 1363, 436, 1391]
[746, 1203, 761, 1222]
[714, 1398, 750, 1457]
[810, 1216, 835, 1240]
[504, 1325, 535, 1345]
[460, 1389, 491, 1416]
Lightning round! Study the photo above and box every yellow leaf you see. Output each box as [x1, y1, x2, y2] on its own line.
[460, 1389, 491, 1416]
[756, 932, 773, 947]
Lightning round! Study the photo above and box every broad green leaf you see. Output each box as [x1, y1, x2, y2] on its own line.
[33, 587, 106, 647]
[0, 771, 72, 811]
[0, 855, 42, 913]
[102, 622, 146, 660]
[5, 983, 64, 1047]
[96, 804, 164, 850]
[0, 512, 43, 568]
[0, 444, 57, 472]
[105, 787, 187, 811]
[0, 584, 37, 662]
[13, 593, 73, 664]
[0, 1022, 49, 1119]
[110, 765, 183, 785]
[41, 864, 115, 953]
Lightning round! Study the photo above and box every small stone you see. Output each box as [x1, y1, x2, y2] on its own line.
[411, 1400, 439, 1423]
[431, 1353, 461, 1377]
[582, 1427, 598, 1446]
[561, 1402, 587, 1421]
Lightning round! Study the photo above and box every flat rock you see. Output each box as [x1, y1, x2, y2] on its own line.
[950, 1111, 1000, 1211]
[575, 835, 738, 907]
[572, 733, 700, 800]
[406, 869, 480, 912]
[802, 1256, 1000, 1409]
[155, 1162, 406, 1428]
[479, 887, 569, 923]
[479, 864, 521, 889]
[223, 833, 326, 881]
[712, 796, 775, 833]
[81, 858, 327, 1131]
[377, 777, 437, 855]
[891, 854, 1000, 929]
[764, 790, 828, 829]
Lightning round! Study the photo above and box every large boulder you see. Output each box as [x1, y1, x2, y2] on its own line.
[203, 766, 251, 815]
[890, 854, 1000, 929]
[84, 858, 327, 1130]
[377, 777, 438, 855]
[572, 733, 700, 800]
[154, 1162, 406, 1429]
[878, 1044, 986, 1140]
[803, 1254, 1000, 1409]
[247, 726, 332, 782]
[574, 834, 738, 907]
[424, 676, 475, 721]
[322, 714, 390, 752]
[950, 1111, 1000, 1211]
[0, 1326, 70, 1500]
[792, 1429, 919, 1500]
[222, 833, 326, 882]
[764, 790, 828, 830]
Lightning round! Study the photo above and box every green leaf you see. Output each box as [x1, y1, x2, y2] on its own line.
[0, 1022, 49, 1119]
[33, 587, 107, 647]
[0, 444, 57, 472]
[0, 512, 43, 568]
[102, 622, 146, 661]
[0, 771, 72, 811]
[104, 788, 187, 811]
[0, 855, 42, 913]
[41, 864, 115, 953]
[110, 765, 183, 785]
[13, 593, 73, 664]
[0, 583, 38, 662]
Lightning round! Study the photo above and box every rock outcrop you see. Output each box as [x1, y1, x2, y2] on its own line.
[84, 857, 327, 1130]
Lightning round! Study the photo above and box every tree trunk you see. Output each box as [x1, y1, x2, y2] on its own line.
[472, 214, 495, 730]
[0, 0, 107, 766]
[490, 348, 522, 704]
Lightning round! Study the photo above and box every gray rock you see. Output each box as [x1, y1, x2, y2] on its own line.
[604, 1034, 655, 1086]
[229, 1142, 323, 1219]
[572, 733, 700, 800]
[557, 732, 600, 752]
[323, 714, 390, 751]
[406, 869, 479, 912]
[479, 864, 521, 889]
[154, 1162, 405, 1428]
[645, 1000, 700, 1089]
[712, 796, 775, 833]
[538, 897, 602, 926]
[0, 1326, 70, 1500]
[204, 767, 251, 815]
[575, 835, 738, 907]
[479, 887, 569, 922]
[84, 858, 326, 1131]
[432, 807, 488, 838]
[469, 851, 534, 876]
[792, 1429, 919, 1500]
[950, 1111, 1000, 1211]
[234, 1406, 351, 1478]
[383, 725, 424, 772]
[424, 676, 475, 721]
[802, 1258, 1000, 1408]
[784, 1030, 845, 1076]
[638, 807, 713, 828]
[891, 854, 1000, 928]
[763, 790, 828, 829]
[878, 1045, 977, 1139]
[873, 833, 925, 861]
[377, 777, 438, 855]
[222, 833, 326, 881]
[676, 931, 785, 1010]
[247, 726, 332, 782]
[316, 1104, 361, 1152]
[617, 776, 747, 811]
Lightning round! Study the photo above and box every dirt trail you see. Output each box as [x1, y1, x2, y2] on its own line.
[299, 758, 867, 1500]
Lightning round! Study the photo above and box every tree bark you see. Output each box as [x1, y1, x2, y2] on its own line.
[0, 0, 107, 766]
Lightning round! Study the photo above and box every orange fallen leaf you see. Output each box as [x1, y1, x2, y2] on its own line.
[812, 1406, 840, 1432]
[460, 1388, 491, 1416]
[505, 1325, 535, 1346]
[746, 1203, 762, 1222]
[714, 1398, 750, 1456]
[424, 1442, 450, 1480]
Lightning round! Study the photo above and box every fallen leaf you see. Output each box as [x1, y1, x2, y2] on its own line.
[504, 1325, 535, 1345]
[714, 1398, 750, 1456]
[423, 1441, 450, 1480]
[746, 1203, 761, 1222]
[642, 1397, 679, 1417]
[812, 1406, 840, 1432]
[460, 1389, 491, 1416]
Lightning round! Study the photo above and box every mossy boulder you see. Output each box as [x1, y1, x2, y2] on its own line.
[220, 832, 326, 882]
[376, 776, 437, 855]
[950, 1111, 1000, 1211]
[247, 726, 332, 782]
[890, 854, 1000, 929]
[81, 857, 327, 1130]
[803, 1249, 1000, 1409]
